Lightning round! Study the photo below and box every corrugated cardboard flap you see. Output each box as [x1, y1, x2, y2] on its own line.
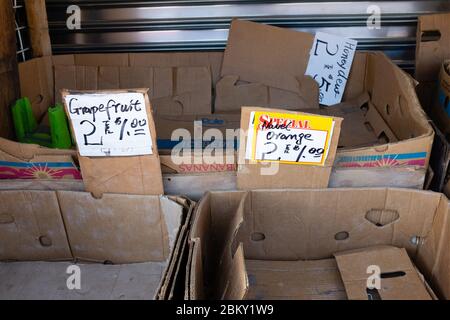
[334, 246, 432, 300]
[221, 19, 314, 94]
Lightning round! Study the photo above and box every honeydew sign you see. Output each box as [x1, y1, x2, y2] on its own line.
[245, 111, 335, 165]
[63, 91, 153, 156]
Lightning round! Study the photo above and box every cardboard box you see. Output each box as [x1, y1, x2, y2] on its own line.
[186, 188, 450, 299]
[0, 189, 194, 299]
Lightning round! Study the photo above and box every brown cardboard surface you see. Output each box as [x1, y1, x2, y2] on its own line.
[246, 259, 346, 300]
[237, 106, 342, 190]
[214, 75, 319, 112]
[221, 20, 314, 94]
[335, 246, 431, 300]
[415, 13, 450, 83]
[0, 261, 168, 300]
[0, 190, 72, 261]
[0, 137, 76, 161]
[57, 191, 184, 264]
[415, 193, 450, 299]
[129, 51, 223, 84]
[188, 188, 450, 300]
[55, 64, 211, 114]
[18, 56, 53, 120]
[62, 89, 164, 197]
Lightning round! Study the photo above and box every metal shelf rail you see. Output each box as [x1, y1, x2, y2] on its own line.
[45, 0, 450, 71]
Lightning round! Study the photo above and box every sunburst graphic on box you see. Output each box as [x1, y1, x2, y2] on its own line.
[21, 163, 64, 179]
[0, 161, 82, 179]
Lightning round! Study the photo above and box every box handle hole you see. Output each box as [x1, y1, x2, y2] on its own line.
[251, 232, 266, 242]
[334, 231, 349, 241]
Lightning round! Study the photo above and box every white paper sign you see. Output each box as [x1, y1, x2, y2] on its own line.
[305, 32, 358, 106]
[245, 111, 335, 166]
[64, 92, 153, 157]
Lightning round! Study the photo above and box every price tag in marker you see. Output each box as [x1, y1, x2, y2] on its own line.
[305, 32, 358, 106]
[245, 111, 335, 166]
[64, 91, 153, 157]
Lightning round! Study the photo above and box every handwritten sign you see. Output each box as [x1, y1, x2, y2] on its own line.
[245, 111, 335, 165]
[305, 32, 358, 106]
[64, 92, 153, 157]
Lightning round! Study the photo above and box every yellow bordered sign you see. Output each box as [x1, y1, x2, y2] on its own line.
[246, 111, 335, 166]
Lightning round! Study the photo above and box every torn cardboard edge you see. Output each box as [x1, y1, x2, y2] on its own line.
[61, 88, 164, 197]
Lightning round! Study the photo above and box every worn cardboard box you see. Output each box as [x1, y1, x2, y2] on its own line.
[186, 188, 450, 300]
[0, 188, 194, 299]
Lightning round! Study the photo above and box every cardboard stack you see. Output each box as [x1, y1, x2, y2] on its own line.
[1, 11, 449, 301]
[1, 19, 434, 199]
